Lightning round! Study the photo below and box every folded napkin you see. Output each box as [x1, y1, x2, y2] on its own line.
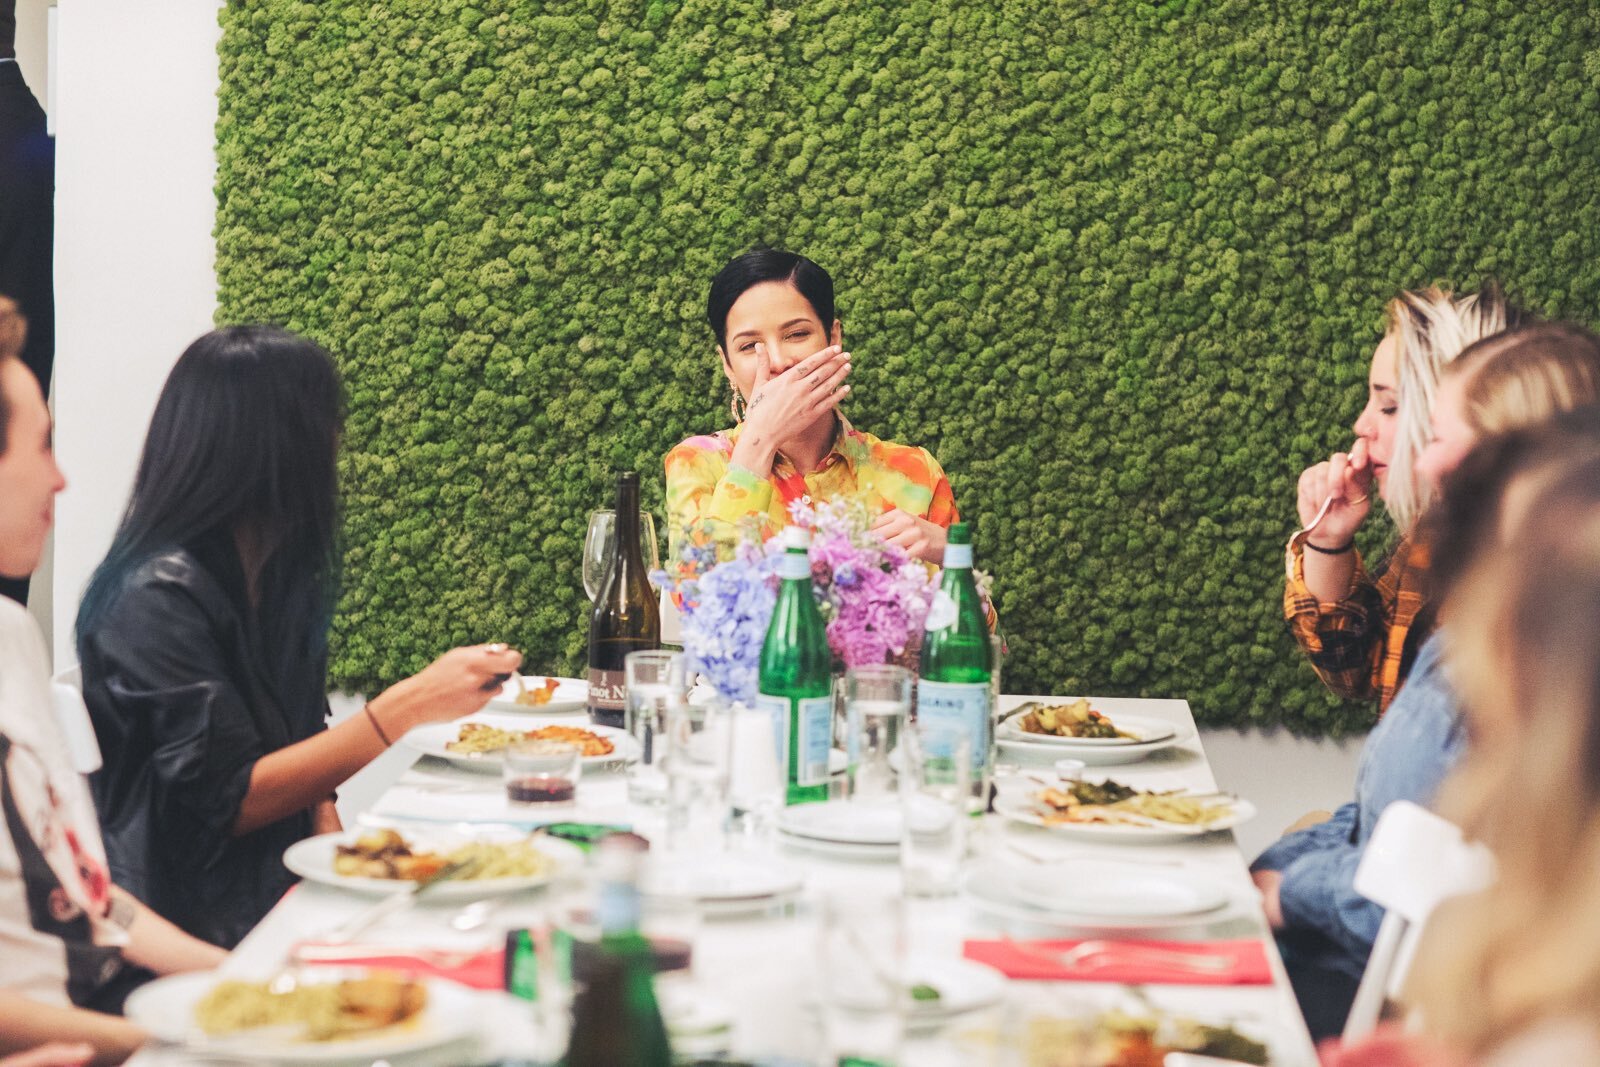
[962, 937, 1271, 985]
[293, 941, 505, 990]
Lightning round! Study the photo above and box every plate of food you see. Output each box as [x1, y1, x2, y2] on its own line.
[994, 778, 1255, 841]
[124, 969, 480, 1063]
[999, 701, 1178, 746]
[996, 704, 1188, 766]
[957, 1004, 1275, 1066]
[402, 719, 639, 771]
[284, 828, 581, 900]
[485, 675, 588, 715]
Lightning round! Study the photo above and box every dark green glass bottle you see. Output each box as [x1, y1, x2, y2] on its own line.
[919, 522, 993, 811]
[561, 835, 672, 1067]
[757, 527, 833, 806]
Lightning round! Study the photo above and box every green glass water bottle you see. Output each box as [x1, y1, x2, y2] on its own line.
[919, 522, 993, 811]
[561, 834, 672, 1067]
[757, 526, 833, 806]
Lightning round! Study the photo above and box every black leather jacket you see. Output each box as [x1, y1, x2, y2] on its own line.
[80, 536, 328, 948]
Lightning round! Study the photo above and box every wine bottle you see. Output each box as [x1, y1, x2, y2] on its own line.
[919, 522, 993, 812]
[588, 472, 661, 729]
[561, 835, 672, 1067]
[757, 527, 833, 806]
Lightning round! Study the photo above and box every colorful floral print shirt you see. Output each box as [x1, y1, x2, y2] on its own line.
[664, 417, 960, 546]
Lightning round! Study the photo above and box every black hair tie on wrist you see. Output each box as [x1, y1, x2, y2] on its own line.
[1305, 538, 1355, 555]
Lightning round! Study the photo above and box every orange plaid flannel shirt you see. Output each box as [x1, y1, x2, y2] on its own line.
[1284, 534, 1432, 715]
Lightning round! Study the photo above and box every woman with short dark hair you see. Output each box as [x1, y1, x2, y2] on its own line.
[665, 248, 962, 562]
[76, 325, 521, 948]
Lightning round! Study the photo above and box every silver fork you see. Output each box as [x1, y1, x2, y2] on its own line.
[1004, 936, 1232, 974]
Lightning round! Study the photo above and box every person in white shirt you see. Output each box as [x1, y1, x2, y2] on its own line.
[0, 298, 224, 1063]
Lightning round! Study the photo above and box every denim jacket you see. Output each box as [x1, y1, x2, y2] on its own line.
[1252, 631, 1467, 978]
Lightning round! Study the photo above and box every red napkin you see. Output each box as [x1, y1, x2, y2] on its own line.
[292, 941, 505, 990]
[963, 938, 1271, 985]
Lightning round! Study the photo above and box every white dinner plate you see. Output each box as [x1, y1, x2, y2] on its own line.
[997, 712, 1179, 747]
[643, 851, 805, 903]
[283, 830, 582, 900]
[402, 719, 639, 772]
[777, 833, 900, 861]
[965, 867, 1237, 931]
[1005, 859, 1231, 918]
[484, 675, 588, 715]
[995, 719, 1191, 766]
[125, 970, 480, 1063]
[777, 799, 902, 846]
[994, 793, 1257, 841]
[830, 955, 1007, 1023]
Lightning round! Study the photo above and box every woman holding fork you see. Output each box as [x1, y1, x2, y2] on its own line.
[1285, 286, 1520, 715]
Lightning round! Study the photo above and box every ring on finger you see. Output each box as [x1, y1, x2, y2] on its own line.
[486, 642, 508, 654]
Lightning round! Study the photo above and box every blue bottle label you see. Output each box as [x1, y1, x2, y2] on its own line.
[796, 695, 833, 786]
[753, 693, 789, 772]
[915, 681, 991, 774]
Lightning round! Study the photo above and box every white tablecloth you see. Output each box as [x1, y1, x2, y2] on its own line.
[131, 695, 1320, 1066]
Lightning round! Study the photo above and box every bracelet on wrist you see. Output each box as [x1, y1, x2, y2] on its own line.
[363, 702, 394, 746]
[1305, 537, 1355, 555]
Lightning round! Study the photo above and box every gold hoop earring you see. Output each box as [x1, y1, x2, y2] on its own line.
[730, 386, 747, 424]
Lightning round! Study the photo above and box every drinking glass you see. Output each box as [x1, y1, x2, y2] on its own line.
[583, 509, 661, 600]
[845, 664, 913, 802]
[503, 740, 582, 807]
[624, 650, 686, 806]
[899, 721, 971, 897]
[817, 888, 906, 1064]
[663, 699, 734, 854]
[727, 702, 785, 842]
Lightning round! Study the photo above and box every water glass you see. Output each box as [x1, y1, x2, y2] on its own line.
[817, 888, 906, 1064]
[727, 702, 785, 842]
[503, 740, 582, 807]
[625, 650, 686, 806]
[582, 509, 661, 599]
[899, 722, 971, 897]
[664, 699, 734, 854]
[845, 665, 913, 802]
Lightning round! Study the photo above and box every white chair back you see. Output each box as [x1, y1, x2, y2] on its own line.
[1343, 800, 1494, 1040]
[49, 664, 102, 775]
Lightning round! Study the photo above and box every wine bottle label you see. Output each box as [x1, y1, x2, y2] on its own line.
[916, 681, 991, 776]
[588, 669, 626, 712]
[942, 543, 973, 569]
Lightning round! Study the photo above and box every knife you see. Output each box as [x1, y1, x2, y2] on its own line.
[322, 858, 478, 944]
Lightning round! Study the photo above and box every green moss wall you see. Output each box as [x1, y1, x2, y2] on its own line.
[216, 0, 1600, 734]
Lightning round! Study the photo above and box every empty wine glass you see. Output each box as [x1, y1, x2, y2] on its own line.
[582, 509, 661, 600]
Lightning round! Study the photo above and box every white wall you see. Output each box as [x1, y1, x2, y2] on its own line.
[49, 0, 223, 664]
[12, 0, 49, 112]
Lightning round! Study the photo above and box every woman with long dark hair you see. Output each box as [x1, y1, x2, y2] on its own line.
[665, 248, 962, 562]
[76, 326, 520, 947]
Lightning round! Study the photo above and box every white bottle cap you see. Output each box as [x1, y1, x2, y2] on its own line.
[781, 525, 812, 551]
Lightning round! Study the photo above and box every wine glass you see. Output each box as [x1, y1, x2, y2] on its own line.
[582, 509, 661, 599]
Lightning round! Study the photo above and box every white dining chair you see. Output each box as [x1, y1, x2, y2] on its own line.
[49, 663, 103, 775]
[1342, 800, 1495, 1041]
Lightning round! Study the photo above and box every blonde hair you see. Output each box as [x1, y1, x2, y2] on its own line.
[1449, 322, 1600, 439]
[1385, 286, 1518, 532]
[1405, 462, 1600, 1053]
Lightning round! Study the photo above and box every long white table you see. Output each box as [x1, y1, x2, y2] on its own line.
[135, 696, 1319, 1066]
